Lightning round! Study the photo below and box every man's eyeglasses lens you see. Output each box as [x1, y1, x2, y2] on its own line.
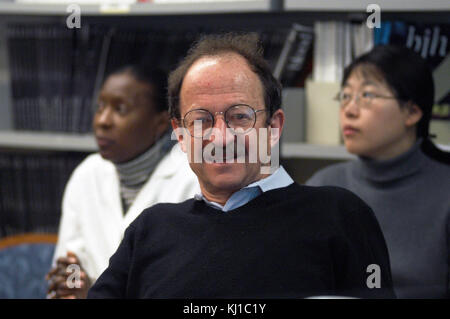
[183, 105, 257, 137]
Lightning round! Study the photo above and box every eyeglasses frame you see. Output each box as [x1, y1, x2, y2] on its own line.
[180, 104, 268, 137]
[334, 90, 400, 109]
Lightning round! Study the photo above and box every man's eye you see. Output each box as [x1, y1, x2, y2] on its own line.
[189, 117, 211, 127]
[230, 113, 251, 121]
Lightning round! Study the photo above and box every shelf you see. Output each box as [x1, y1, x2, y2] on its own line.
[0, 0, 273, 15]
[1, 131, 448, 159]
[282, 142, 354, 160]
[0, 131, 353, 159]
[284, 0, 450, 12]
[2, 0, 448, 15]
[0, 131, 97, 152]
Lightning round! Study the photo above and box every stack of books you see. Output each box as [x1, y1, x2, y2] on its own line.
[0, 151, 87, 239]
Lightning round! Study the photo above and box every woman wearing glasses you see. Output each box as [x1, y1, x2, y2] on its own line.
[306, 45, 449, 298]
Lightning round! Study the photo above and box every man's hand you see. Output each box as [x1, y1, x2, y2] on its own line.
[46, 251, 92, 299]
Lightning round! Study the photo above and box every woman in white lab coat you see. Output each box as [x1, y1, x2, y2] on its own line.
[46, 65, 199, 298]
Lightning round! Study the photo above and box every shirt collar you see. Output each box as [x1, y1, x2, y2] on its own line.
[246, 165, 294, 192]
[194, 165, 294, 211]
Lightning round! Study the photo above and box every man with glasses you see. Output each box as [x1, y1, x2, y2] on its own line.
[88, 33, 396, 299]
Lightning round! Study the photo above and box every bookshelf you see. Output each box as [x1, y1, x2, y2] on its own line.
[282, 142, 354, 160]
[0, 131, 96, 152]
[284, 0, 450, 12]
[0, 1, 448, 162]
[0, 0, 448, 15]
[0, 131, 357, 160]
[0, 0, 275, 15]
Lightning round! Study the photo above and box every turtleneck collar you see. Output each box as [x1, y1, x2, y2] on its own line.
[115, 130, 175, 186]
[114, 130, 176, 213]
[354, 139, 425, 183]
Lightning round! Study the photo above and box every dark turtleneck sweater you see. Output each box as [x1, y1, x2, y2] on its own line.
[88, 183, 395, 299]
[307, 140, 450, 298]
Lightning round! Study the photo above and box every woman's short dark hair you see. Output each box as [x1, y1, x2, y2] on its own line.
[343, 45, 449, 164]
[167, 32, 282, 120]
[107, 64, 168, 113]
[342, 45, 434, 139]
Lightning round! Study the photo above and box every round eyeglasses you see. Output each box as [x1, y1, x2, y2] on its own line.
[181, 104, 267, 138]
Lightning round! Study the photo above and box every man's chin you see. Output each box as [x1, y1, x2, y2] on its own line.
[209, 179, 244, 195]
[209, 170, 257, 190]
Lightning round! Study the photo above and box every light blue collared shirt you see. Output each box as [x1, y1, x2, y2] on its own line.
[194, 165, 294, 212]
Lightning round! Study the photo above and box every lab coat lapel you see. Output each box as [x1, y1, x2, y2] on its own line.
[121, 147, 178, 232]
[97, 162, 128, 243]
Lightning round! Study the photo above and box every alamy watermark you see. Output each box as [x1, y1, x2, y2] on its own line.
[66, 4, 81, 29]
[366, 264, 381, 289]
[171, 123, 280, 174]
[66, 264, 81, 289]
[65, 3, 381, 30]
[366, 4, 381, 29]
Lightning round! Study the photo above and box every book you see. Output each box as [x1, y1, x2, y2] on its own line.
[375, 21, 450, 112]
[0, 152, 87, 239]
[273, 23, 314, 87]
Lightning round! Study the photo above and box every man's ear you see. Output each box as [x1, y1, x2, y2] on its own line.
[404, 103, 423, 128]
[268, 109, 285, 147]
[171, 118, 187, 153]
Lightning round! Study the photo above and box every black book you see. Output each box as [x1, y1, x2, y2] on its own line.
[273, 23, 314, 87]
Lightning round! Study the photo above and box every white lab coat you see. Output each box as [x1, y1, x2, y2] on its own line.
[52, 143, 200, 282]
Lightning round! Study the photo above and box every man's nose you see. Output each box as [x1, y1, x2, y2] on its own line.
[210, 115, 235, 146]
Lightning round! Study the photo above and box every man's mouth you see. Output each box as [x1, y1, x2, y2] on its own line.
[205, 149, 243, 163]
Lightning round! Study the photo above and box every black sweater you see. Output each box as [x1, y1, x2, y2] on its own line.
[88, 183, 395, 299]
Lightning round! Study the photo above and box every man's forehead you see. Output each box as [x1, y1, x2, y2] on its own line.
[188, 54, 251, 77]
[182, 54, 262, 95]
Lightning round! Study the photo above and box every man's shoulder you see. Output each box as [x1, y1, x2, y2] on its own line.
[285, 181, 361, 201]
[280, 183, 374, 225]
[132, 198, 197, 226]
[287, 184, 382, 244]
[295, 182, 368, 209]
